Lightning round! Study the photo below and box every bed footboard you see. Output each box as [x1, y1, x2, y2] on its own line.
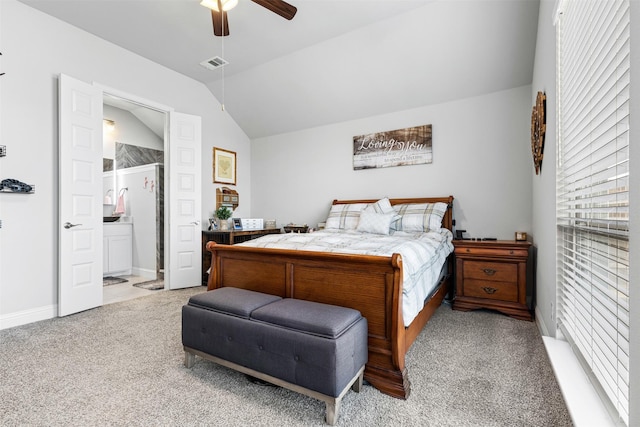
[206, 242, 416, 399]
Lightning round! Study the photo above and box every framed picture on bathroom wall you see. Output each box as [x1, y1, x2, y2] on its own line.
[213, 147, 236, 185]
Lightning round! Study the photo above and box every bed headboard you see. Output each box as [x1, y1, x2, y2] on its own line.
[331, 196, 455, 232]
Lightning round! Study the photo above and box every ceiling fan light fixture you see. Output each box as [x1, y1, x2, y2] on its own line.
[200, 0, 238, 12]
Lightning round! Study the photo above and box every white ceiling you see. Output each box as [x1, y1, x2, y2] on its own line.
[18, 0, 540, 139]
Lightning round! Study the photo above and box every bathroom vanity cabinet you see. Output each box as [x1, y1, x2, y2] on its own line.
[104, 223, 132, 276]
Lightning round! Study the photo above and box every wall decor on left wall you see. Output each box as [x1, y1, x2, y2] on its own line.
[213, 147, 236, 185]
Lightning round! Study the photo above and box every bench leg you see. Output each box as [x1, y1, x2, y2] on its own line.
[325, 398, 340, 426]
[351, 371, 364, 393]
[184, 351, 195, 368]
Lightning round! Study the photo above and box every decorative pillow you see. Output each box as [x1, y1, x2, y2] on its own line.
[393, 202, 448, 232]
[356, 211, 395, 235]
[367, 197, 394, 214]
[325, 203, 367, 230]
[365, 197, 402, 230]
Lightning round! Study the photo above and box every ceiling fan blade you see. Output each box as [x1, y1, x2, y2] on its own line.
[251, 0, 297, 20]
[211, 9, 230, 36]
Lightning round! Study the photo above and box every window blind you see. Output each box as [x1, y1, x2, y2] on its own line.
[556, 1, 630, 425]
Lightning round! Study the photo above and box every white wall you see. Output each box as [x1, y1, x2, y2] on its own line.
[251, 85, 533, 240]
[530, 0, 557, 338]
[0, 0, 250, 328]
[114, 165, 158, 279]
[102, 105, 163, 159]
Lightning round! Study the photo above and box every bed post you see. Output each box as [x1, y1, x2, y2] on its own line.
[363, 253, 412, 399]
[206, 241, 219, 290]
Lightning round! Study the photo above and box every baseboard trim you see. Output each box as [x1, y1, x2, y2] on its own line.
[132, 267, 156, 280]
[534, 305, 550, 337]
[0, 304, 57, 330]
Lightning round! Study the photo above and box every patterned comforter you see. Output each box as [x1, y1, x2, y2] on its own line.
[239, 228, 454, 326]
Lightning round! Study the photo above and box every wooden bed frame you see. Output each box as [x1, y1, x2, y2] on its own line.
[206, 196, 454, 399]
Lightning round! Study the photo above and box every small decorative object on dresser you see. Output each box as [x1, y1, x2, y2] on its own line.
[453, 239, 533, 321]
[283, 223, 308, 233]
[215, 205, 232, 230]
[515, 231, 527, 241]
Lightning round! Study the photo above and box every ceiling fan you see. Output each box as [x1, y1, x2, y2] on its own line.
[200, 0, 297, 37]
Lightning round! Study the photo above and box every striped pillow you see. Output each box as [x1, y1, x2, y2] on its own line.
[325, 203, 367, 230]
[393, 202, 448, 232]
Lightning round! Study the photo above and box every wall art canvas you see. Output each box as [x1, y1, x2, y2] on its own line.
[353, 124, 433, 170]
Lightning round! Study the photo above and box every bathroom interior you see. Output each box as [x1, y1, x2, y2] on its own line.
[102, 94, 167, 302]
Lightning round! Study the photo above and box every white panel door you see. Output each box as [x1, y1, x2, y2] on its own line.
[58, 74, 103, 316]
[168, 112, 201, 289]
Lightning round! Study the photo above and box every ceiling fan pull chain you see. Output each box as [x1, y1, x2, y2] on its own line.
[221, 6, 225, 111]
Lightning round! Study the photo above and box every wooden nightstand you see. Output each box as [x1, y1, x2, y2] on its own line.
[452, 240, 533, 321]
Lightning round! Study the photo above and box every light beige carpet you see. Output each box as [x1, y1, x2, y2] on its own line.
[0, 288, 572, 426]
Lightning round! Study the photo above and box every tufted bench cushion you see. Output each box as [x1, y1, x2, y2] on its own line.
[187, 286, 282, 317]
[251, 298, 363, 338]
[182, 287, 368, 425]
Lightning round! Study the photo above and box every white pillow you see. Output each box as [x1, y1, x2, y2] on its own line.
[365, 197, 401, 230]
[325, 203, 367, 230]
[356, 211, 395, 235]
[393, 202, 448, 232]
[367, 197, 394, 214]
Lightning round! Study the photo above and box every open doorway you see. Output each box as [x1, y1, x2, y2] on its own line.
[58, 74, 202, 316]
[102, 94, 167, 304]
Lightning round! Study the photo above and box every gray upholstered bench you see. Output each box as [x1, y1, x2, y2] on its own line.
[182, 287, 368, 425]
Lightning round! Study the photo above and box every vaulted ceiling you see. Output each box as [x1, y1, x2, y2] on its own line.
[19, 0, 540, 139]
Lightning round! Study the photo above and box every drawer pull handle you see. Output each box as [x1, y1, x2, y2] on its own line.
[482, 268, 497, 276]
[482, 287, 498, 295]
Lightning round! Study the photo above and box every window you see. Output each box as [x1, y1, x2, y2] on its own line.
[556, 1, 630, 425]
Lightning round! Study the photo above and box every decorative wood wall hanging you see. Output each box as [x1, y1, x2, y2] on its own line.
[353, 124, 432, 170]
[531, 91, 546, 175]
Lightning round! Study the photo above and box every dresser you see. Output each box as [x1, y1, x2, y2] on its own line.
[201, 228, 282, 285]
[452, 240, 532, 321]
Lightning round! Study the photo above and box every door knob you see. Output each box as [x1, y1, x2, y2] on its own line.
[63, 222, 81, 229]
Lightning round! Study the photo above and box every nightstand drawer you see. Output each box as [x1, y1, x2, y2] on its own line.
[463, 279, 518, 302]
[463, 261, 517, 283]
[455, 246, 529, 258]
